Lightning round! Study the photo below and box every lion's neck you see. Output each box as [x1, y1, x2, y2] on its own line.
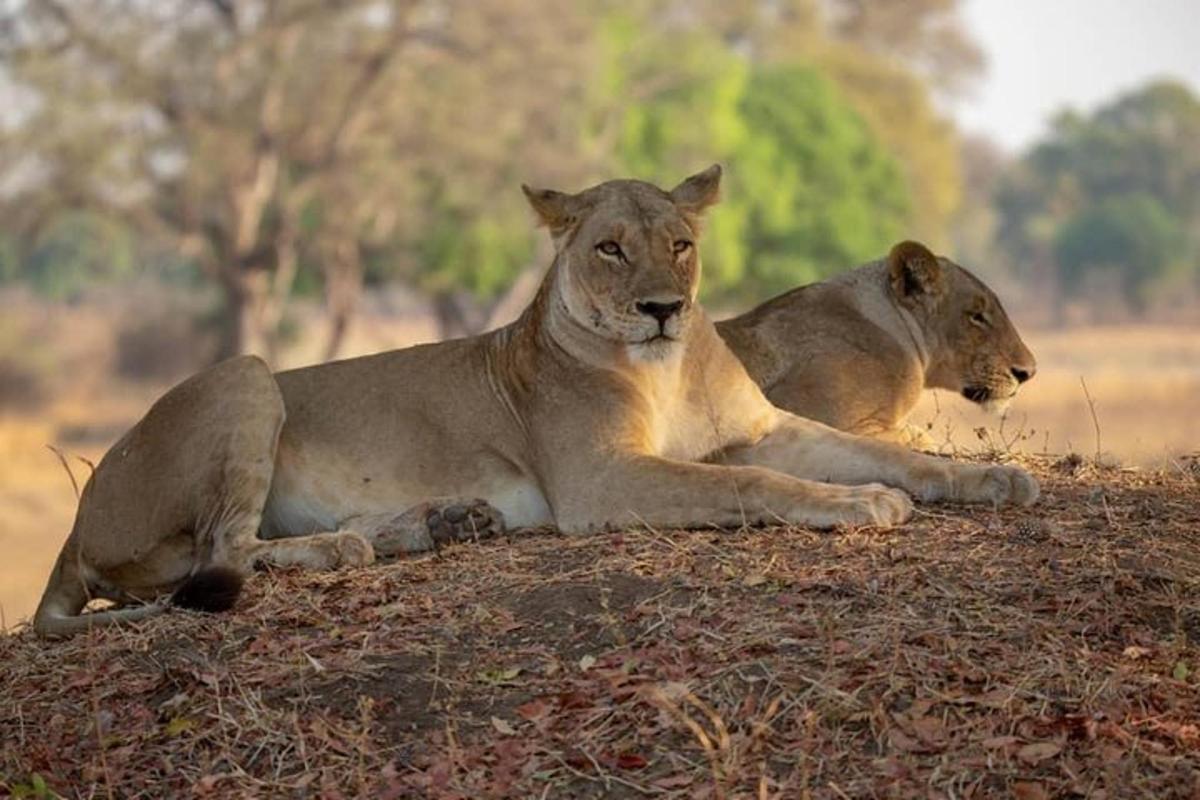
[489, 257, 625, 394]
[836, 262, 934, 378]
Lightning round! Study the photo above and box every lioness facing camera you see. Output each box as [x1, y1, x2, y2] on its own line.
[718, 241, 1037, 449]
[34, 167, 1037, 637]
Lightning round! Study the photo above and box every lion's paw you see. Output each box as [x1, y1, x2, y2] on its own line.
[966, 465, 1040, 507]
[426, 499, 506, 547]
[839, 483, 913, 528]
[332, 531, 376, 567]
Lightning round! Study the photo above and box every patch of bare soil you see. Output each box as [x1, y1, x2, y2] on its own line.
[2, 457, 1198, 799]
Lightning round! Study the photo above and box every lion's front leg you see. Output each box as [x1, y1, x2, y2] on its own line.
[871, 422, 938, 452]
[546, 456, 913, 533]
[722, 412, 1038, 507]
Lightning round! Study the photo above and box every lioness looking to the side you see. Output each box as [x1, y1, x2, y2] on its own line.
[34, 166, 1038, 638]
[717, 241, 1037, 449]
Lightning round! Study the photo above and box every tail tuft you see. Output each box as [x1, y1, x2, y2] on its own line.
[171, 567, 244, 613]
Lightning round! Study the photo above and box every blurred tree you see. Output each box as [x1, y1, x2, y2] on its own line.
[608, 20, 908, 301]
[993, 79, 1200, 314]
[0, 0, 591, 358]
[25, 211, 135, 300]
[814, 52, 963, 247]
[621, 0, 976, 249]
[1053, 194, 1185, 308]
[950, 134, 1010, 272]
[479, 0, 978, 317]
[822, 0, 985, 99]
[0, 0, 980, 351]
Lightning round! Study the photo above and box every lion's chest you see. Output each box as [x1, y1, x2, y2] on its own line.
[634, 354, 752, 462]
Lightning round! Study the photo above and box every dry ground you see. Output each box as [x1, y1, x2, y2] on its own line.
[2, 457, 1199, 799]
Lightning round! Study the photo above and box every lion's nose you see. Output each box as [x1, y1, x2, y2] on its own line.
[1011, 365, 1035, 384]
[636, 299, 684, 325]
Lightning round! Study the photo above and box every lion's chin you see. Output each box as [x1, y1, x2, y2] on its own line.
[628, 336, 678, 362]
[979, 396, 1013, 415]
[962, 385, 1017, 416]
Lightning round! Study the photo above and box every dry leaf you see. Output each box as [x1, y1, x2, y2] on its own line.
[911, 716, 945, 744]
[516, 698, 550, 721]
[1017, 741, 1062, 764]
[491, 716, 516, 736]
[615, 752, 648, 770]
[888, 729, 923, 752]
[1013, 781, 1048, 800]
[981, 735, 1020, 749]
[477, 666, 522, 684]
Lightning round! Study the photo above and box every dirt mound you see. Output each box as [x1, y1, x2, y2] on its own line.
[2, 457, 1198, 798]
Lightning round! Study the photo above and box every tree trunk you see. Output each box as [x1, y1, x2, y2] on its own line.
[322, 238, 363, 361]
[215, 270, 267, 361]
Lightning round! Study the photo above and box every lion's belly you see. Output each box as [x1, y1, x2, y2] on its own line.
[483, 477, 553, 529]
[259, 440, 553, 538]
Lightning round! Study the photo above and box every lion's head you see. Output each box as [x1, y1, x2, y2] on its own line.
[522, 165, 722, 360]
[887, 240, 1036, 412]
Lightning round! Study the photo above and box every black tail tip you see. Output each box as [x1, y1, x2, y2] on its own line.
[171, 567, 244, 613]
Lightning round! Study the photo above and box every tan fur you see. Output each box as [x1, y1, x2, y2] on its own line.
[34, 174, 1038, 638]
[717, 241, 1037, 449]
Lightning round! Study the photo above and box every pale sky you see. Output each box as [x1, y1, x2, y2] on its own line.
[953, 0, 1200, 152]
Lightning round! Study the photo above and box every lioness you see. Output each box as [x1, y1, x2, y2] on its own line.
[717, 241, 1037, 449]
[34, 167, 1037, 638]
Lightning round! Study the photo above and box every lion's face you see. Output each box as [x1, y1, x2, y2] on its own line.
[887, 241, 1036, 412]
[523, 166, 721, 360]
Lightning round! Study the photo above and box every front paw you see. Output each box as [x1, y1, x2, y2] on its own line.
[963, 465, 1040, 507]
[426, 499, 506, 546]
[840, 483, 914, 528]
[333, 531, 376, 567]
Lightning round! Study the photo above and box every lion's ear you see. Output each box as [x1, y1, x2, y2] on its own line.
[669, 164, 722, 216]
[522, 184, 582, 237]
[887, 240, 944, 305]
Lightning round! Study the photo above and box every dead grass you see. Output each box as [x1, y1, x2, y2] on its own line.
[2, 457, 1198, 799]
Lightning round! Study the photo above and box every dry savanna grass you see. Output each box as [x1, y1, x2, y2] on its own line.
[2, 457, 1199, 799]
[910, 325, 1200, 466]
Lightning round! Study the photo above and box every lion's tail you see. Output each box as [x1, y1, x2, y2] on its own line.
[170, 567, 244, 613]
[34, 555, 244, 638]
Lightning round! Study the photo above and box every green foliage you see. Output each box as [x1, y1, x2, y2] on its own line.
[7, 772, 60, 799]
[612, 37, 909, 302]
[415, 205, 535, 300]
[0, 0, 977, 333]
[995, 79, 1200, 304]
[22, 212, 136, 300]
[815, 48, 963, 247]
[1054, 194, 1184, 304]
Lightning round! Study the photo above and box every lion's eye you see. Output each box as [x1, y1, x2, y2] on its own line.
[673, 239, 693, 255]
[970, 311, 990, 327]
[596, 241, 624, 259]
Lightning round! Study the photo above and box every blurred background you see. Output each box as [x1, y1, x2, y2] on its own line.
[1, 0, 1198, 626]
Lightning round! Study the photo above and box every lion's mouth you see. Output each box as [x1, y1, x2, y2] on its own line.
[963, 385, 1021, 409]
[962, 386, 991, 404]
[636, 333, 675, 344]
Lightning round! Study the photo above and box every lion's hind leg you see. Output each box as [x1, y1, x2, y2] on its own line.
[34, 356, 286, 637]
[31, 542, 167, 638]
